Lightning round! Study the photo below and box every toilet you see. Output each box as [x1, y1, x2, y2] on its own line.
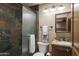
[33, 42, 49, 56]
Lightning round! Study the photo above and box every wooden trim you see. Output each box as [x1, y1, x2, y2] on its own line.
[36, 5, 39, 41]
[72, 3, 74, 47]
[55, 13, 56, 33]
[35, 5, 39, 52]
[72, 3, 79, 56]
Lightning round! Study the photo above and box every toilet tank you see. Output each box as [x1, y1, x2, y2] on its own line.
[37, 42, 49, 53]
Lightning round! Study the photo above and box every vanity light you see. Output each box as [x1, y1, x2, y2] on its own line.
[49, 6, 56, 12]
[43, 5, 65, 13]
[57, 5, 65, 11]
[43, 8, 49, 13]
[49, 8, 56, 12]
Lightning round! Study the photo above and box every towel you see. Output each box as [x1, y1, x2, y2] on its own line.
[29, 34, 35, 53]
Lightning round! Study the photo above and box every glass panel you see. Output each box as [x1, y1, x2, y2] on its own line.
[22, 6, 36, 56]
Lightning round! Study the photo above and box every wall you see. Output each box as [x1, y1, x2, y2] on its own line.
[39, 4, 56, 52]
[38, 3, 71, 52]
[0, 4, 22, 55]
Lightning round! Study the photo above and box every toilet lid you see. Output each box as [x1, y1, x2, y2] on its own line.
[33, 52, 44, 56]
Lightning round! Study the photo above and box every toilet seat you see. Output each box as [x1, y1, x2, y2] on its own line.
[33, 52, 44, 56]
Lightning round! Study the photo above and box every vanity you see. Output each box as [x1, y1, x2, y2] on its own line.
[51, 40, 72, 56]
[51, 12, 72, 56]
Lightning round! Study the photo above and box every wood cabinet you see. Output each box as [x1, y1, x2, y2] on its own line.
[52, 45, 72, 56]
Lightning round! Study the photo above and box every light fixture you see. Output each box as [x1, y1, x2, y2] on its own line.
[43, 5, 65, 13]
[43, 8, 49, 13]
[49, 6, 56, 12]
[57, 5, 65, 10]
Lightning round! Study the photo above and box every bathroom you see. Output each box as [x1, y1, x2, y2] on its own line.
[0, 3, 79, 56]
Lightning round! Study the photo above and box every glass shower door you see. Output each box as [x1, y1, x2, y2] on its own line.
[22, 6, 36, 56]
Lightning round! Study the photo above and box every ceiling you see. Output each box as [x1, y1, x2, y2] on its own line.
[22, 3, 41, 7]
[22, 3, 71, 7]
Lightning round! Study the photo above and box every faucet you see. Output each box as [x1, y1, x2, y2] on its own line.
[60, 37, 65, 41]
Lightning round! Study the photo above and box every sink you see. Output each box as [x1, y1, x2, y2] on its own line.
[52, 40, 72, 47]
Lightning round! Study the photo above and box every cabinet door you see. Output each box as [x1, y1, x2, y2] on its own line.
[52, 45, 72, 56]
[52, 45, 66, 56]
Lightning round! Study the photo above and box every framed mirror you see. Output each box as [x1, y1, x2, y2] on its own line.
[55, 12, 71, 32]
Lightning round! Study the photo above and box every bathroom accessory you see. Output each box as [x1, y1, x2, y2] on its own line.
[41, 26, 49, 42]
[29, 34, 35, 53]
[42, 26, 48, 35]
[33, 42, 49, 56]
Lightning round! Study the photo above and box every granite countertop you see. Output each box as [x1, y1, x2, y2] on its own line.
[51, 40, 72, 48]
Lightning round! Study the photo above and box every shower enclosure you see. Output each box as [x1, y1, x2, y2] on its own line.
[22, 6, 36, 56]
